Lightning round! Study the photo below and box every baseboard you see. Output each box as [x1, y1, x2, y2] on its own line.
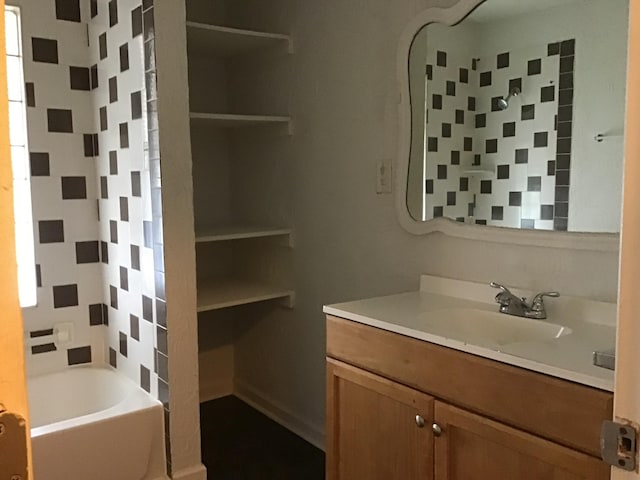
[170, 463, 207, 480]
[199, 379, 233, 403]
[234, 380, 326, 451]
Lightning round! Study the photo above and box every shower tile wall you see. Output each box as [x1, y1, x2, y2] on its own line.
[19, 0, 103, 374]
[425, 39, 575, 230]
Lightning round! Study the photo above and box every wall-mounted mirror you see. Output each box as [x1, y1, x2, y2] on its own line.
[405, 0, 628, 234]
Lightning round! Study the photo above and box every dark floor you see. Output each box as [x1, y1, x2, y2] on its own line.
[200, 395, 325, 480]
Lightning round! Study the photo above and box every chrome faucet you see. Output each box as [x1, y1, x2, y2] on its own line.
[490, 282, 559, 320]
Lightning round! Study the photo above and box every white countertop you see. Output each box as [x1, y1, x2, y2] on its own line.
[324, 275, 616, 392]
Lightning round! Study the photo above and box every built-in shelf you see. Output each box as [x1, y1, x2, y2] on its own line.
[462, 167, 494, 176]
[197, 279, 295, 312]
[186, 22, 292, 57]
[190, 113, 292, 131]
[196, 225, 292, 243]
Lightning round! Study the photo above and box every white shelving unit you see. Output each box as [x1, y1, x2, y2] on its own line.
[195, 225, 292, 243]
[197, 279, 294, 312]
[189, 112, 291, 130]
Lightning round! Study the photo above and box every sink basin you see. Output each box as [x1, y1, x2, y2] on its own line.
[420, 308, 572, 349]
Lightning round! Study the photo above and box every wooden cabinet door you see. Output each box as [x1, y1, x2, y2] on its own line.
[434, 402, 609, 480]
[326, 358, 434, 480]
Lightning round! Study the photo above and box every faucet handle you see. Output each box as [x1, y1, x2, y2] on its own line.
[530, 291, 560, 311]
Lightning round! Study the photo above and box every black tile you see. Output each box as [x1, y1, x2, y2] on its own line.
[109, 150, 118, 175]
[464, 137, 473, 151]
[455, 109, 464, 125]
[468, 203, 475, 217]
[451, 151, 460, 165]
[30, 152, 50, 176]
[560, 39, 575, 56]
[39, 220, 64, 243]
[109, 347, 117, 368]
[36, 264, 42, 287]
[471, 58, 478, 70]
[120, 197, 129, 221]
[559, 88, 574, 106]
[140, 365, 151, 392]
[143, 295, 153, 322]
[156, 298, 166, 327]
[120, 123, 129, 148]
[503, 122, 516, 137]
[90, 64, 99, 89]
[144, 8, 155, 39]
[61, 176, 86, 199]
[83, 134, 95, 157]
[101, 240, 109, 264]
[32, 343, 56, 354]
[32, 38, 59, 64]
[103, 305, 109, 326]
[560, 56, 574, 74]
[436, 50, 447, 67]
[559, 72, 573, 90]
[447, 191, 456, 206]
[131, 244, 141, 270]
[558, 121, 572, 138]
[509, 78, 522, 93]
[541, 205, 554, 220]
[459, 68, 468, 83]
[475, 220, 487, 226]
[497, 165, 510, 180]
[460, 177, 469, 192]
[131, 171, 142, 197]
[69, 66, 90, 90]
[441, 123, 451, 138]
[558, 106, 572, 123]
[100, 106, 108, 131]
[30, 328, 54, 338]
[47, 109, 73, 133]
[426, 64, 432, 80]
[55, 0, 81, 21]
[119, 331, 128, 357]
[540, 85, 555, 103]
[467, 97, 476, 111]
[158, 379, 169, 408]
[26, 82, 35, 107]
[100, 176, 108, 199]
[556, 169, 571, 186]
[120, 43, 130, 72]
[92, 134, 99, 156]
[521, 219, 536, 229]
[528, 58, 542, 75]
[491, 96, 502, 112]
[131, 91, 142, 119]
[157, 352, 168, 382]
[99, 32, 108, 60]
[497, 52, 509, 69]
[446, 81, 455, 96]
[554, 218, 568, 231]
[534, 132, 548, 148]
[475, 114, 486, 128]
[425, 179, 433, 194]
[433, 206, 443, 218]
[521, 104, 535, 121]
[145, 38, 157, 72]
[68, 346, 91, 365]
[479, 71, 492, 87]
[89, 303, 103, 326]
[480, 180, 492, 194]
[53, 284, 78, 308]
[437, 164, 447, 180]
[527, 176, 542, 192]
[509, 191, 522, 207]
[432, 94, 442, 110]
[548, 42, 560, 56]
[76, 241, 99, 263]
[555, 201, 569, 217]
[557, 138, 572, 154]
[120, 266, 129, 291]
[548, 160, 556, 176]
[157, 326, 168, 355]
[427, 137, 438, 152]
[109, 76, 118, 103]
[130, 314, 140, 341]
[110, 220, 118, 243]
[486, 139, 498, 154]
[557, 154, 571, 170]
[491, 206, 504, 221]
[110, 284, 118, 309]
[132, 6, 143, 37]
[109, 0, 119, 27]
[143, 0, 153, 11]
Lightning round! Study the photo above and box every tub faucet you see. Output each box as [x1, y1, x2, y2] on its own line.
[490, 282, 559, 320]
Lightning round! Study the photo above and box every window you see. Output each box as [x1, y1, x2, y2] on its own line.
[6, 6, 37, 307]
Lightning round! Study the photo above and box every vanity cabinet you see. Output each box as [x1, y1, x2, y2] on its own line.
[326, 315, 612, 480]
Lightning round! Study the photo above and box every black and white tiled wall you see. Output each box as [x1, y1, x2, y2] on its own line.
[19, 0, 166, 412]
[424, 38, 575, 231]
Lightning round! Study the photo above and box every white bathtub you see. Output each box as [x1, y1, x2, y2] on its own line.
[28, 367, 168, 480]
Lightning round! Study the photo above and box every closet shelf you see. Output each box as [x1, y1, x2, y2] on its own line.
[461, 167, 494, 177]
[197, 279, 295, 312]
[186, 22, 292, 57]
[196, 225, 292, 243]
[190, 112, 292, 130]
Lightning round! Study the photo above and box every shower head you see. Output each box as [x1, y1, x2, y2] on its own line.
[498, 87, 521, 111]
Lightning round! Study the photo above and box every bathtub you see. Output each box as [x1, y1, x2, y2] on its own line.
[29, 367, 168, 480]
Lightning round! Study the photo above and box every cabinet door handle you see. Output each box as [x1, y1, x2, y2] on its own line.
[415, 415, 425, 428]
[432, 423, 443, 437]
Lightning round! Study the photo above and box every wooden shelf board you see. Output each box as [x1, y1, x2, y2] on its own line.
[186, 22, 291, 57]
[196, 225, 292, 243]
[197, 280, 294, 312]
[190, 112, 291, 128]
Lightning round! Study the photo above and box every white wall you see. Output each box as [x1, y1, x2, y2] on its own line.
[219, 0, 623, 449]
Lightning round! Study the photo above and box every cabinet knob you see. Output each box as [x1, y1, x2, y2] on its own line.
[415, 415, 425, 428]
[432, 423, 443, 437]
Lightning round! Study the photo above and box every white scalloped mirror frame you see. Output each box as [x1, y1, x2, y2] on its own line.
[395, 0, 620, 252]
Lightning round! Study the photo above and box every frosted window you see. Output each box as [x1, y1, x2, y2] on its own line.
[6, 6, 36, 308]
